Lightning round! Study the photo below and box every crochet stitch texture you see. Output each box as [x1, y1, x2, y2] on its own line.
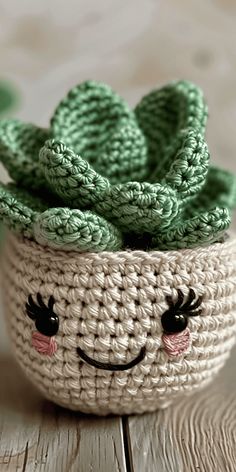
[1, 80, 236, 416]
[0, 80, 235, 252]
[3, 232, 236, 415]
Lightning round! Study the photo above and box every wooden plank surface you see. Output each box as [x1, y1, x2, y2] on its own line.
[128, 347, 236, 472]
[1, 329, 236, 471]
[0, 306, 127, 471]
[1, 0, 236, 471]
[0, 353, 127, 472]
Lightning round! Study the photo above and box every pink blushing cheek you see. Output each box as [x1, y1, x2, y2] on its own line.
[32, 331, 57, 356]
[162, 328, 191, 357]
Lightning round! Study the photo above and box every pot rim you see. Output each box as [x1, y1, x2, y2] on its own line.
[6, 231, 236, 267]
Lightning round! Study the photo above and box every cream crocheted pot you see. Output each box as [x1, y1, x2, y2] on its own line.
[2, 232, 236, 416]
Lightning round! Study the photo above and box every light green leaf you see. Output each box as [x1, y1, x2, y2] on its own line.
[34, 207, 123, 252]
[39, 139, 110, 207]
[95, 182, 179, 233]
[152, 207, 230, 250]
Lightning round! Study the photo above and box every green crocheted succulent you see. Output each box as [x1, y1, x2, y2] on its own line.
[0, 80, 235, 252]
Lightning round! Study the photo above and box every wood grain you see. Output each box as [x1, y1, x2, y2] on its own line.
[128, 347, 236, 472]
[0, 355, 127, 471]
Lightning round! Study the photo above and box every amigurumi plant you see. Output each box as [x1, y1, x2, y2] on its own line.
[1, 80, 236, 415]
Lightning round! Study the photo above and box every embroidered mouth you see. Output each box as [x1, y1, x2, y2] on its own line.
[77, 346, 146, 371]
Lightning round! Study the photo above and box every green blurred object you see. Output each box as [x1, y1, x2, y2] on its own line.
[0, 223, 5, 243]
[0, 79, 19, 246]
[0, 80, 19, 116]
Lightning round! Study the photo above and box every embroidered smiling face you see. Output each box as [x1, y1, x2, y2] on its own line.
[25, 288, 202, 367]
[3, 233, 236, 415]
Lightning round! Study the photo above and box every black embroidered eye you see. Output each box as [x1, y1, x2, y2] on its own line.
[161, 310, 188, 334]
[161, 288, 202, 334]
[26, 293, 59, 337]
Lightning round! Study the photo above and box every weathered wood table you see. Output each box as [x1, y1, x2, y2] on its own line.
[0, 0, 236, 470]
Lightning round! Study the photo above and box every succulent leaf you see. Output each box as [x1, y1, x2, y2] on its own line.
[94, 121, 148, 184]
[135, 80, 208, 178]
[51, 81, 148, 181]
[39, 139, 110, 207]
[152, 207, 230, 250]
[162, 129, 210, 201]
[0, 183, 46, 237]
[95, 182, 179, 233]
[0, 80, 233, 252]
[0, 120, 50, 190]
[187, 165, 236, 214]
[34, 207, 123, 252]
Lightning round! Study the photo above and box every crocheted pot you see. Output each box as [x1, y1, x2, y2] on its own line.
[0, 79, 236, 415]
[2, 232, 236, 415]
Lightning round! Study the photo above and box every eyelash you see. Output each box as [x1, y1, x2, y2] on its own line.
[25, 289, 201, 340]
[166, 288, 202, 316]
[26, 293, 55, 320]
[26, 293, 59, 337]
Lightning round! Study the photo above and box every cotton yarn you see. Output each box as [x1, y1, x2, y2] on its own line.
[1, 80, 236, 416]
[0, 80, 235, 253]
[2, 232, 236, 415]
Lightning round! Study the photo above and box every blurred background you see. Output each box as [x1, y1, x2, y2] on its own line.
[0, 0, 236, 175]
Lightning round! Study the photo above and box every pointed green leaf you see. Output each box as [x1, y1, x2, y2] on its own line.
[51, 80, 135, 171]
[162, 129, 209, 201]
[152, 207, 230, 250]
[39, 139, 110, 207]
[135, 80, 207, 178]
[34, 207, 123, 252]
